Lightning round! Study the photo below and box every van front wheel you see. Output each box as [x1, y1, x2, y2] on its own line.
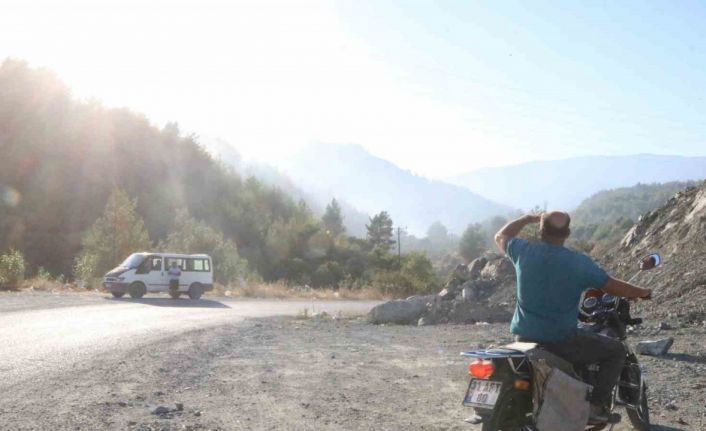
[188, 283, 203, 300]
[129, 282, 146, 299]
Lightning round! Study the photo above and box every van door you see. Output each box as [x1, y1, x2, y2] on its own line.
[143, 255, 165, 291]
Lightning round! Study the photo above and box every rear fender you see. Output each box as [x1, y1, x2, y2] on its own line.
[463, 353, 533, 428]
[473, 387, 533, 429]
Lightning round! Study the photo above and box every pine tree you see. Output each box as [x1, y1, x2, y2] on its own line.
[322, 198, 345, 237]
[366, 211, 395, 250]
[75, 188, 151, 279]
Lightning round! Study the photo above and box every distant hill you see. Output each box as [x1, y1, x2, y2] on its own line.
[276, 143, 512, 235]
[449, 155, 706, 210]
[201, 138, 370, 237]
[243, 163, 371, 237]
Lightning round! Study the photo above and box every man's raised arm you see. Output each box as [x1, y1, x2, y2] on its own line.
[494, 214, 541, 254]
[601, 277, 652, 299]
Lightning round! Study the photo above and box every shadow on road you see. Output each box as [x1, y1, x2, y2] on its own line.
[659, 352, 706, 364]
[650, 425, 687, 431]
[104, 297, 231, 309]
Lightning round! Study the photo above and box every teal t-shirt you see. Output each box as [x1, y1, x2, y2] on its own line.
[506, 238, 609, 342]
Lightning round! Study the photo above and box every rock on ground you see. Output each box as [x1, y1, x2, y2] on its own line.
[636, 337, 675, 356]
[367, 296, 431, 325]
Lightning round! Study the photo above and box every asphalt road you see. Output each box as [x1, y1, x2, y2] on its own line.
[0, 293, 379, 391]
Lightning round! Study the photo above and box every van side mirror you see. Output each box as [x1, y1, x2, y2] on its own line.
[639, 254, 661, 271]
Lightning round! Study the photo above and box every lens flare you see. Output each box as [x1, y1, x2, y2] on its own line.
[2, 186, 21, 207]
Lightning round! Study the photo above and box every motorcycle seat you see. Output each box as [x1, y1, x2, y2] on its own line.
[502, 341, 538, 352]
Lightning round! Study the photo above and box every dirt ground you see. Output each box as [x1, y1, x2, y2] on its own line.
[1, 312, 704, 431]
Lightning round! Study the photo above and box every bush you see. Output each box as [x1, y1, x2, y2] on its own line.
[0, 249, 26, 289]
[370, 252, 439, 297]
[311, 261, 345, 288]
[73, 253, 99, 285]
[401, 252, 438, 292]
[37, 266, 52, 281]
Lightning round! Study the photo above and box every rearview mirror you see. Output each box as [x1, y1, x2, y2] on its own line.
[639, 254, 661, 271]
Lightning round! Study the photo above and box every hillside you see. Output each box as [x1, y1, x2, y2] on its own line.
[0, 60, 322, 280]
[603, 180, 706, 321]
[277, 143, 512, 235]
[572, 181, 698, 226]
[449, 155, 706, 210]
[567, 181, 698, 253]
[202, 137, 370, 237]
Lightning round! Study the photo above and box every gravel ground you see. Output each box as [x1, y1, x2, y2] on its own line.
[1, 310, 704, 430]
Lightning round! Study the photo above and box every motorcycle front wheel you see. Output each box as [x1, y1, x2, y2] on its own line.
[620, 362, 650, 431]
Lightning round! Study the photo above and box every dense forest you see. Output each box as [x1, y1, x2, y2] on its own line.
[0, 60, 465, 295]
[0, 59, 305, 280]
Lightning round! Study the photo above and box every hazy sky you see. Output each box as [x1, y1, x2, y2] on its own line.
[2, 0, 706, 177]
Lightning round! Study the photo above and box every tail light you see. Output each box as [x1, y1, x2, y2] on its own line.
[468, 359, 495, 379]
[513, 379, 531, 391]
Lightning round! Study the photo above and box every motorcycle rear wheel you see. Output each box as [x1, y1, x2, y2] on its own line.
[479, 391, 534, 431]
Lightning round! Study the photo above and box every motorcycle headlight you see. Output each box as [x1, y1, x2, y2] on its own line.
[583, 297, 598, 309]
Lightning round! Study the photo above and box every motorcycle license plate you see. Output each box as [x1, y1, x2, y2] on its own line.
[463, 379, 502, 408]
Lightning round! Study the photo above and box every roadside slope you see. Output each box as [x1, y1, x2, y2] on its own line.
[603, 181, 706, 321]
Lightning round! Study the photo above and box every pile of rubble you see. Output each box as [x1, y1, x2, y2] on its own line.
[368, 253, 516, 326]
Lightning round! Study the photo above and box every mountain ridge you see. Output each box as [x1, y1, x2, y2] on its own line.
[448, 154, 706, 210]
[276, 143, 512, 235]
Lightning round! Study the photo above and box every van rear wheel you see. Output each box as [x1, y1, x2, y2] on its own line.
[188, 283, 203, 300]
[129, 282, 146, 299]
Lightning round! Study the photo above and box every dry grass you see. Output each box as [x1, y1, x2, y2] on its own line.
[210, 282, 391, 301]
[9, 277, 91, 293]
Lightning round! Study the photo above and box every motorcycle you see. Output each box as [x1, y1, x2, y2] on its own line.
[460, 253, 661, 431]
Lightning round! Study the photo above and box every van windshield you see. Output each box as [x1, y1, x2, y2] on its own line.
[120, 253, 146, 269]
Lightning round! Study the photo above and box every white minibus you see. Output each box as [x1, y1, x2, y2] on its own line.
[103, 252, 213, 299]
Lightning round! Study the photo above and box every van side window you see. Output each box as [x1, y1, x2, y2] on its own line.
[192, 259, 204, 271]
[166, 258, 183, 270]
[151, 257, 162, 271]
[184, 258, 209, 272]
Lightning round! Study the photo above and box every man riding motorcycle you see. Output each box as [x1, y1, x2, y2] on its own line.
[494, 211, 652, 425]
